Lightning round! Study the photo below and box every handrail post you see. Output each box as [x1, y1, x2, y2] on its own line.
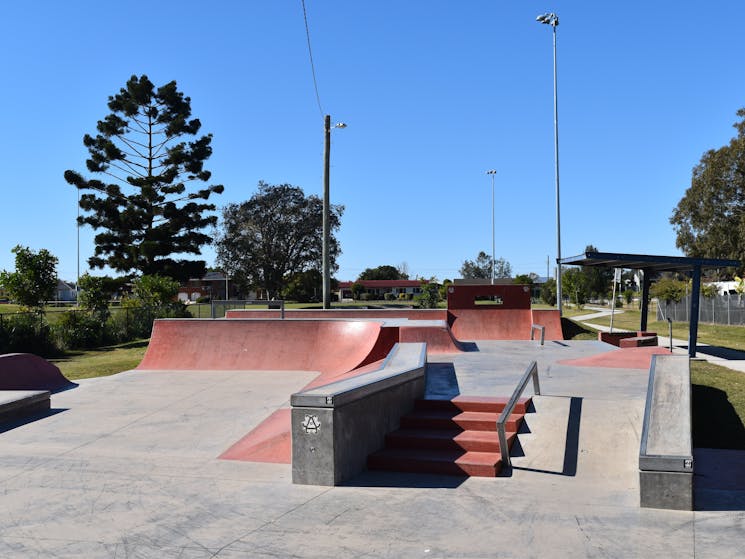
[530, 324, 545, 346]
[496, 360, 540, 470]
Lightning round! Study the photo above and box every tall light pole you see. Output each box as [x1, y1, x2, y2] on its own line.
[537, 12, 562, 315]
[322, 114, 347, 309]
[486, 170, 497, 284]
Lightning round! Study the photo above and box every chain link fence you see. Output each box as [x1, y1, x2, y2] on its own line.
[656, 294, 745, 326]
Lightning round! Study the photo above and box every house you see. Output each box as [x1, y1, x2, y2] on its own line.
[178, 271, 246, 302]
[337, 279, 427, 301]
[56, 280, 77, 302]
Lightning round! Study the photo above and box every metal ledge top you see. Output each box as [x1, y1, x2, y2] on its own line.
[290, 343, 426, 408]
[639, 355, 693, 472]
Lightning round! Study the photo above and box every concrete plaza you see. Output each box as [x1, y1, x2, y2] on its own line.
[0, 340, 743, 558]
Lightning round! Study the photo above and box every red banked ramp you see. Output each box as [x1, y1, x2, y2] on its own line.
[137, 319, 389, 375]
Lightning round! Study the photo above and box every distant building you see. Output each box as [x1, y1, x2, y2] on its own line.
[56, 280, 77, 302]
[178, 271, 248, 302]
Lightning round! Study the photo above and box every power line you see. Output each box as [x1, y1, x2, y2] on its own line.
[300, 0, 324, 118]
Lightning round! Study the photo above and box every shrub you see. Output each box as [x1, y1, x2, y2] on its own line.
[383, 293, 396, 301]
[0, 312, 60, 356]
[55, 311, 111, 349]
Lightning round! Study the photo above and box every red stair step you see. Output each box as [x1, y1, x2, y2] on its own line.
[400, 410, 523, 432]
[368, 448, 502, 477]
[385, 427, 515, 452]
[416, 396, 532, 415]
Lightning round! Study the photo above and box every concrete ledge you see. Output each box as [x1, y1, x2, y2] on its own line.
[0, 390, 51, 423]
[639, 355, 693, 510]
[291, 343, 427, 485]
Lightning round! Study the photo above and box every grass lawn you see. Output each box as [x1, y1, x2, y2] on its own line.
[585, 308, 745, 352]
[50, 340, 148, 381]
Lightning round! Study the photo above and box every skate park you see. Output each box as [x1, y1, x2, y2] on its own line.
[1, 272, 744, 557]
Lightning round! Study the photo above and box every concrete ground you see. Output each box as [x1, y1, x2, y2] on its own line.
[1, 340, 744, 558]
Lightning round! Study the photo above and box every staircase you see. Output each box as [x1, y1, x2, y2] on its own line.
[367, 396, 531, 477]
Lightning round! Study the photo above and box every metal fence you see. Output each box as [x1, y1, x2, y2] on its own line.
[656, 294, 745, 326]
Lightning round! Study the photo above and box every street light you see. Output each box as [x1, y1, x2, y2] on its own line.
[322, 114, 347, 309]
[536, 12, 562, 315]
[485, 170, 497, 284]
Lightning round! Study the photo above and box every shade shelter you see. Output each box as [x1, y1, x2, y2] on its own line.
[560, 251, 741, 357]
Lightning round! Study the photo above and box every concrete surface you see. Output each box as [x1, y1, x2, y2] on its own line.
[0, 341, 743, 557]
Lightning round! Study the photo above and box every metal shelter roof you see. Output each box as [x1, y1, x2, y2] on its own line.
[558, 251, 741, 358]
[560, 251, 740, 273]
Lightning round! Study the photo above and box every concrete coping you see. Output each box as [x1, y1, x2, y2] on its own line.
[0, 390, 51, 421]
[639, 354, 693, 473]
[290, 342, 427, 408]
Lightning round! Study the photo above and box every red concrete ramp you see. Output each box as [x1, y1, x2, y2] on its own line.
[0, 353, 76, 392]
[559, 346, 672, 370]
[530, 309, 564, 340]
[449, 309, 534, 341]
[137, 319, 388, 375]
[399, 324, 467, 353]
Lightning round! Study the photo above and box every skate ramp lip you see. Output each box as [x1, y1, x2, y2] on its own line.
[137, 318, 388, 376]
[0, 353, 77, 392]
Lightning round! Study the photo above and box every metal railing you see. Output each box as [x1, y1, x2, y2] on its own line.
[210, 299, 285, 319]
[497, 360, 540, 469]
[530, 324, 545, 346]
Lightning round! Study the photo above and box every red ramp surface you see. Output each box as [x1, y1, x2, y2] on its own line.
[559, 346, 672, 370]
[138, 319, 389, 375]
[449, 309, 533, 341]
[0, 353, 76, 392]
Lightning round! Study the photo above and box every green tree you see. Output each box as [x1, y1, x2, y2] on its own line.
[581, 245, 613, 299]
[540, 277, 557, 306]
[351, 281, 365, 300]
[64, 75, 224, 281]
[0, 245, 58, 310]
[77, 274, 120, 319]
[513, 274, 535, 285]
[215, 182, 343, 299]
[460, 251, 512, 279]
[130, 274, 181, 306]
[562, 267, 587, 306]
[415, 278, 441, 308]
[283, 270, 322, 302]
[670, 108, 745, 265]
[650, 277, 687, 303]
[358, 265, 408, 281]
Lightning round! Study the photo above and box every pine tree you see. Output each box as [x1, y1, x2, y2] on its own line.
[64, 75, 224, 281]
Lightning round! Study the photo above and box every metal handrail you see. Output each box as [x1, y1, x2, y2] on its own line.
[211, 299, 285, 319]
[497, 360, 540, 469]
[530, 324, 545, 346]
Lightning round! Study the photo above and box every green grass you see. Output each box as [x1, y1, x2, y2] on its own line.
[691, 360, 745, 449]
[49, 340, 148, 381]
[585, 309, 745, 352]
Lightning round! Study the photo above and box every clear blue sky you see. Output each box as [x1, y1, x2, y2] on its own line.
[1, 1, 742, 283]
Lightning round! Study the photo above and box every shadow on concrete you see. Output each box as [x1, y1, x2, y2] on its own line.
[694, 448, 745, 511]
[0, 408, 68, 434]
[507, 396, 583, 477]
[346, 470, 467, 489]
[424, 362, 460, 400]
[692, 385, 745, 450]
[690, 345, 745, 361]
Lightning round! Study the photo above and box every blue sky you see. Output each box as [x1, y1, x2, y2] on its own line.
[1, 1, 743, 283]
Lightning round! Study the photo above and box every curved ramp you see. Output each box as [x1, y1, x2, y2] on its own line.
[530, 309, 564, 340]
[137, 319, 389, 376]
[449, 309, 534, 341]
[0, 353, 77, 392]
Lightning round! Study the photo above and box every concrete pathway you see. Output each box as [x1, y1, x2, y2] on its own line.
[0, 341, 743, 557]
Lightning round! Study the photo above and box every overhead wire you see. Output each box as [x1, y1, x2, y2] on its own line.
[300, 0, 324, 118]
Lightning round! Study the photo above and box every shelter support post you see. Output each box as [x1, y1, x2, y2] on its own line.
[688, 265, 701, 358]
[640, 269, 651, 332]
